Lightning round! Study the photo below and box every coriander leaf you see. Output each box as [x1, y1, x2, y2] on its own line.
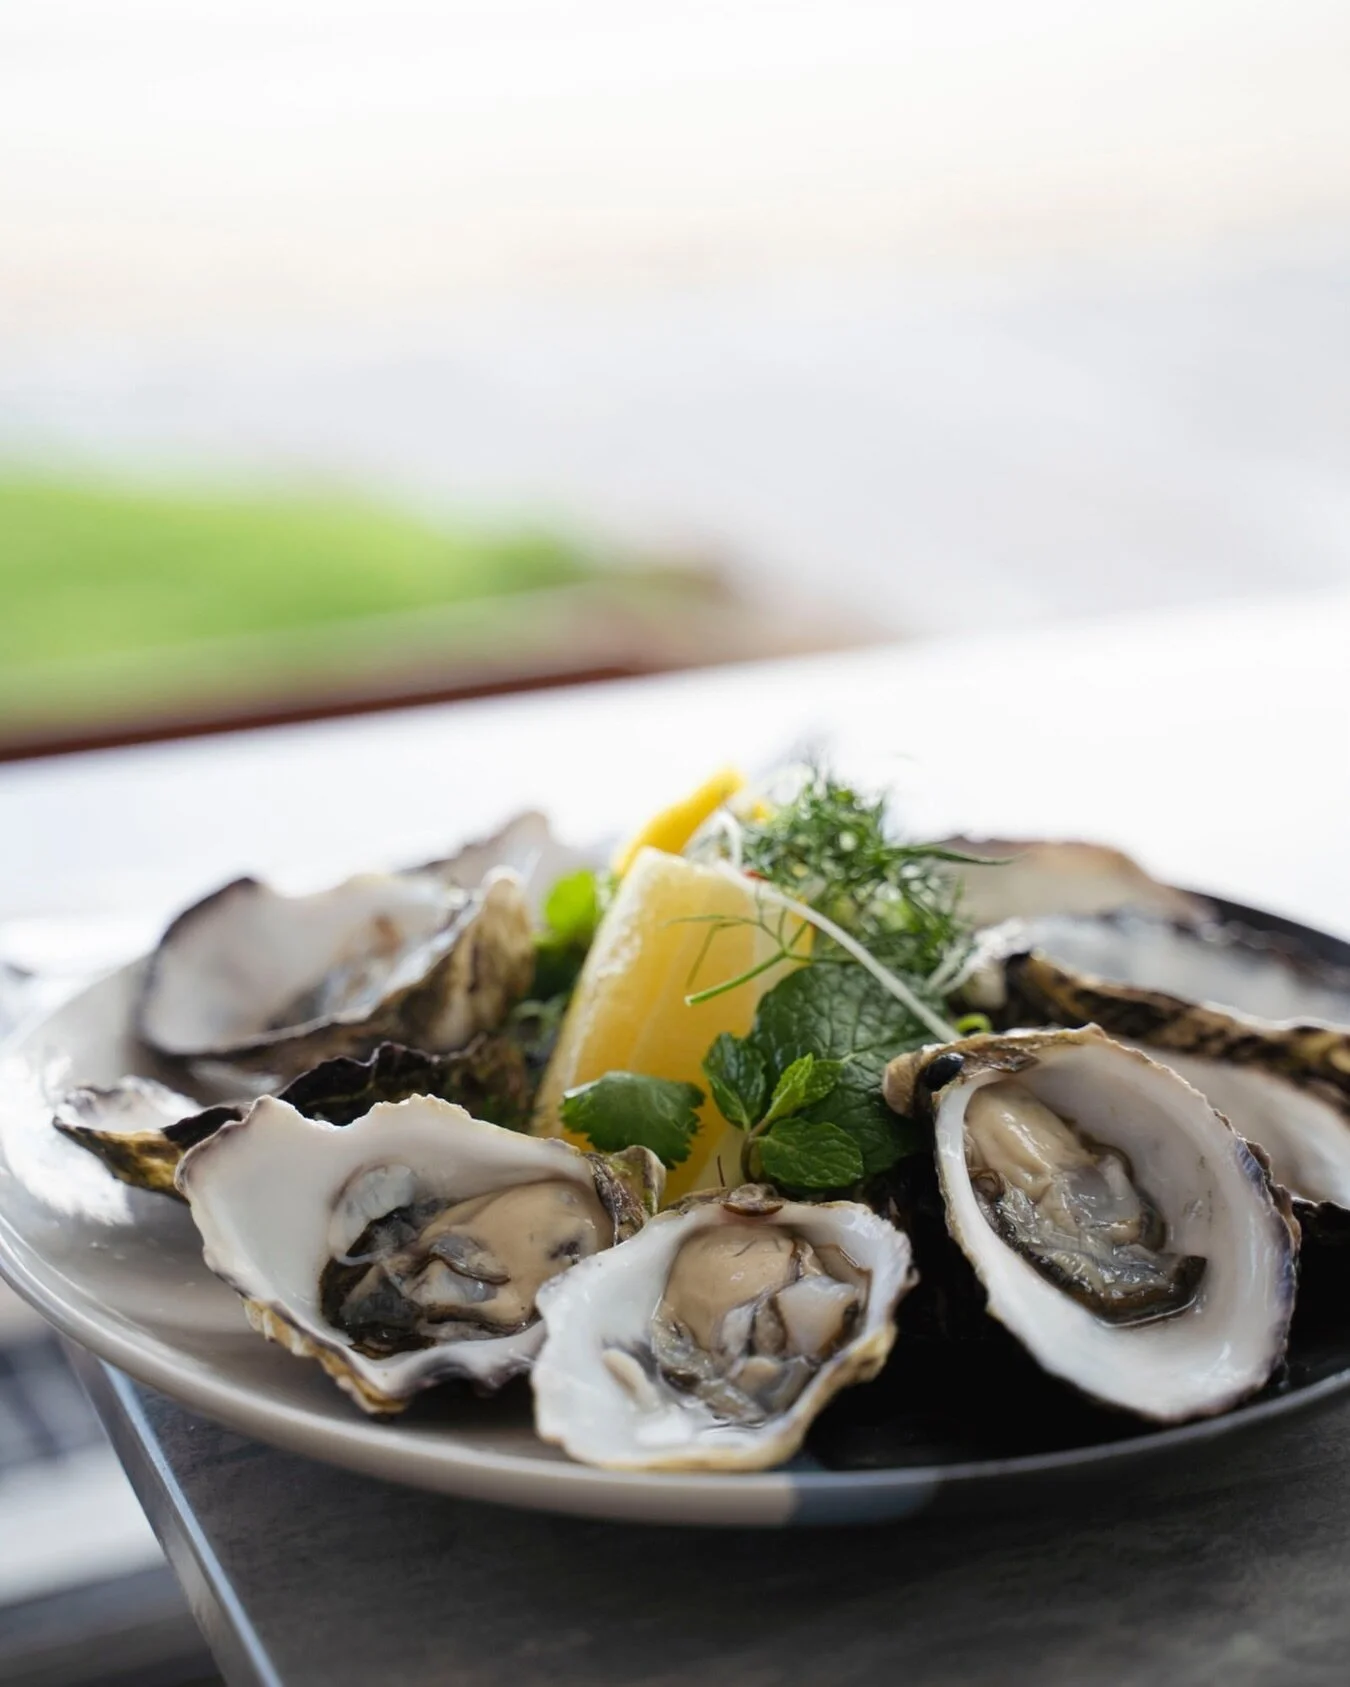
[760, 1053, 842, 1128]
[544, 869, 601, 945]
[701, 1032, 768, 1132]
[757, 1119, 865, 1190]
[748, 965, 928, 1175]
[561, 1072, 704, 1168]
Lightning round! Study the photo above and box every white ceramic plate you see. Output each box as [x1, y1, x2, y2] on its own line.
[5, 906, 1350, 1528]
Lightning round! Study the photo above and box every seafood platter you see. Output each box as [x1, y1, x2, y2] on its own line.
[3, 767, 1350, 1526]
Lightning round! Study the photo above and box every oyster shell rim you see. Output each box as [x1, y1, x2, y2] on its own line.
[531, 1186, 917, 1472]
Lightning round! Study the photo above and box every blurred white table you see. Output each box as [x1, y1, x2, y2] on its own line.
[1, 591, 1347, 960]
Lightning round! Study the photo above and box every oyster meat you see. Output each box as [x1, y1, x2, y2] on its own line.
[177, 1094, 663, 1413]
[960, 1074, 1204, 1324]
[884, 1026, 1298, 1421]
[532, 1186, 916, 1471]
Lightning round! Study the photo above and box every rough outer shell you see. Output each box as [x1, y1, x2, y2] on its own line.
[989, 911, 1350, 1037]
[139, 868, 533, 1080]
[970, 918, 1350, 1207]
[531, 1186, 917, 1472]
[54, 1035, 539, 1200]
[884, 1026, 1299, 1422]
[176, 1094, 663, 1415]
[53, 1077, 220, 1197]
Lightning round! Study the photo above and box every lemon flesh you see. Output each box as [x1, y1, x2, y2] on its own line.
[533, 846, 802, 1202]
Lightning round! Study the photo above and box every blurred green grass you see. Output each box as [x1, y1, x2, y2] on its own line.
[1, 473, 595, 666]
[0, 472, 619, 739]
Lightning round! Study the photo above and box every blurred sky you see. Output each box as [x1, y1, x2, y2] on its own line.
[4, 0, 1350, 634]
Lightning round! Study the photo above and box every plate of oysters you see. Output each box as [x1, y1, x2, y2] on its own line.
[3, 766, 1350, 1527]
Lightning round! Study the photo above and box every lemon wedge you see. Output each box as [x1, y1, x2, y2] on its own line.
[612, 767, 745, 878]
[533, 845, 802, 1201]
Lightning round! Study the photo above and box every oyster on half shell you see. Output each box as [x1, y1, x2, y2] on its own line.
[177, 1094, 663, 1414]
[531, 1185, 916, 1471]
[884, 1026, 1298, 1422]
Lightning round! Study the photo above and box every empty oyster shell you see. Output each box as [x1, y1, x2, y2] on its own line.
[940, 837, 1210, 928]
[177, 1095, 663, 1414]
[531, 1185, 916, 1471]
[885, 1026, 1298, 1421]
[139, 864, 533, 1083]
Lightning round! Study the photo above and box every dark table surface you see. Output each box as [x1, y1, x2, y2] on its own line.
[70, 1344, 1350, 1687]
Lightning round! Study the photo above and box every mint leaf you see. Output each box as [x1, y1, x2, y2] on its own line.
[760, 1053, 842, 1128]
[758, 1119, 865, 1190]
[544, 869, 601, 944]
[747, 965, 928, 1175]
[561, 1072, 704, 1168]
[701, 1032, 768, 1131]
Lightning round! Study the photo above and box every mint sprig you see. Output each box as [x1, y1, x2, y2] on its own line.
[759, 1053, 844, 1128]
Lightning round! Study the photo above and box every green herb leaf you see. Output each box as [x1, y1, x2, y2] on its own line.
[701, 1032, 768, 1131]
[544, 869, 601, 944]
[757, 1119, 865, 1190]
[760, 1053, 842, 1128]
[747, 965, 928, 1175]
[561, 1072, 704, 1168]
[533, 868, 604, 1000]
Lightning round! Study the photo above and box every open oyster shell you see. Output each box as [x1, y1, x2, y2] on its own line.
[967, 912, 1350, 1207]
[885, 1026, 1298, 1422]
[177, 1095, 663, 1414]
[531, 1185, 916, 1471]
[138, 819, 540, 1081]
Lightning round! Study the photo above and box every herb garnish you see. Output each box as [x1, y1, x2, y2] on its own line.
[556, 768, 981, 1194]
[708, 965, 928, 1187]
[739, 769, 974, 979]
